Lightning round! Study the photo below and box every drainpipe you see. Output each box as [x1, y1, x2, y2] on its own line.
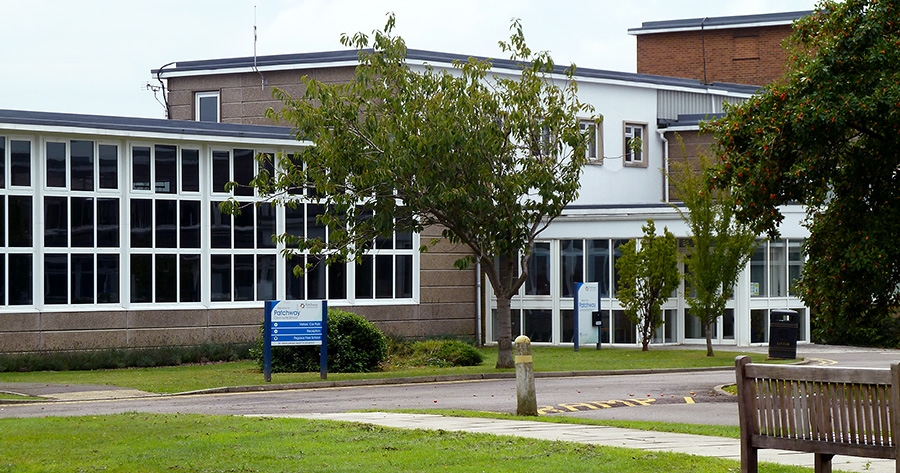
[658, 130, 670, 203]
[476, 261, 483, 346]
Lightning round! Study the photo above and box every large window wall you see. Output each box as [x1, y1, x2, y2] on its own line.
[0, 133, 417, 312]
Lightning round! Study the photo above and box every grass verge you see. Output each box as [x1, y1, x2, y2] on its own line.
[0, 413, 808, 473]
[0, 347, 777, 394]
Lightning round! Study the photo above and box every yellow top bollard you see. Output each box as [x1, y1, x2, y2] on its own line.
[515, 335, 537, 416]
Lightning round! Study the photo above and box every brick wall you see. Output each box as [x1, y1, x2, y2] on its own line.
[636, 24, 794, 85]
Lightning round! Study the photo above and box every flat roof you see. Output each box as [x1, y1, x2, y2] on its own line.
[153, 48, 760, 96]
[628, 10, 812, 35]
[0, 109, 298, 142]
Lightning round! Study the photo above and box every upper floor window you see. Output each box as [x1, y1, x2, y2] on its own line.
[195, 91, 220, 123]
[579, 119, 602, 164]
[623, 122, 647, 167]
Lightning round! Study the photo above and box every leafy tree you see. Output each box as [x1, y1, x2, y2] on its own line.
[231, 15, 597, 368]
[707, 0, 900, 346]
[616, 220, 680, 351]
[670, 153, 757, 357]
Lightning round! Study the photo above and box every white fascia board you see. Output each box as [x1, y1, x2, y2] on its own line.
[663, 125, 703, 132]
[629, 20, 796, 36]
[157, 60, 360, 79]
[0, 122, 310, 148]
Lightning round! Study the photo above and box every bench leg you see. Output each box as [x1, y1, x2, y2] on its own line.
[814, 453, 833, 473]
[741, 445, 757, 473]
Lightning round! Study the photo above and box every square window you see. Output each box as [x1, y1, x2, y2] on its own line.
[623, 122, 647, 167]
[195, 91, 220, 123]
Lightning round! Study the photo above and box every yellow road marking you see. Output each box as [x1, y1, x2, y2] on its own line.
[683, 397, 695, 404]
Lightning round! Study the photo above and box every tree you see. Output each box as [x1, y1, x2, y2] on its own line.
[707, 0, 900, 346]
[615, 220, 680, 351]
[232, 15, 597, 368]
[670, 153, 757, 357]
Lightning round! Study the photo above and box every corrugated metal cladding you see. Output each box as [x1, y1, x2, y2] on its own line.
[657, 90, 746, 120]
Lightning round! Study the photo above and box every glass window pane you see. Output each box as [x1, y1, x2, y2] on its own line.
[8, 196, 32, 247]
[132, 146, 151, 191]
[0, 136, 5, 188]
[130, 254, 152, 303]
[308, 204, 326, 242]
[788, 240, 804, 296]
[179, 200, 201, 249]
[560, 239, 583, 298]
[257, 255, 276, 301]
[524, 309, 552, 343]
[97, 198, 119, 247]
[587, 240, 610, 298]
[198, 94, 218, 123]
[307, 256, 326, 300]
[356, 255, 374, 299]
[44, 253, 68, 304]
[684, 309, 704, 339]
[70, 140, 94, 191]
[97, 254, 119, 303]
[210, 255, 231, 302]
[99, 144, 118, 189]
[8, 253, 32, 305]
[396, 230, 413, 250]
[613, 310, 636, 344]
[751, 309, 768, 343]
[181, 149, 200, 192]
[234, 205, 254, 249]
[71, 197, 94, 248]
[10, 140, 30, 187]
[130, 199, 153, 248]
[155, 200, 177, 248]
[0, 196, 5, 246]
[46, 141, 67, 188]
[0, 254, 6, 304]
[723, 308, 735, 340]
[44, 196, 68, 247]
[257, 203, 276, 248]
[234, 255, 254, 301]
[179, 254, 201, 303]
[750, 242, 767, 297]
[525, 242, 550, 295]
[71, 254, 94, 304]
[233, 148, 254, 196]
[285, 255, 304, 300]
[154, 144, 177, 193]
[375, 254, 392, 298]
[612, 239, 629, 297]
[770, 240, 787, 297]
[285, 204, 305, 238]
[155, 254, 177, 302]
[212, 151, 230, 193]
[210, 201, 231, 248]
[396, 255, 412, 298]
[329, 262, 346, 300]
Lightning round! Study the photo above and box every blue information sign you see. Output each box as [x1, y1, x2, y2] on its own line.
[263, 300, 328, 382]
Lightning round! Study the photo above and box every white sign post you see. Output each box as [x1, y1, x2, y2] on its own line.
[263, 300, 328, 382]
[574, 282, 599, 351]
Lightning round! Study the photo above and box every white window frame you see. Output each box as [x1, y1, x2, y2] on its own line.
[578, 119, 602, 164]
[623, 122, 647, 167]
[194, 91, 220, 123]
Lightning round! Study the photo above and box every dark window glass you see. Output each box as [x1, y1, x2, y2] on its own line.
[307, 256, 326, 300]
[97, 254, 119, 303]
[376, 233, 392, 250]
[154, 144, 176, 193]
[212, 151, 229, 193]
[587, 240, 611, 298]
[44, 254, 67, 304]
[10, 140, 30, 187]
[396, 255, 413, 298]
[99, 144, 118, 189]
[257, 255, 276, 301]
[179, 200, 201, 249]
[260, 152, 275, 179]
[181, 149, 200, 192]
[8, 253, 32, 305]
[44, 196, 68, 247]
[46, 142, 67, 188]
[356, 256, 373, 299]
[155, 254, 177, 302]
[210, 201, 231, 248]
[234, 205, 254, 249]
[97, 198, 119, 247]
[130, 254, 152, 303]
[210, 254, 231, 302]
[285, 204, 304, 238]
[375, 254, 393, 298]
[234, 255, 254, 301]
[0, 196, 5, 246]
[130, 199, 153, 248]
[132, 146, 151, 191]
[0, 254, 5, 304]
[179, 254, 201, 302]
[0, 136, 5, 188]
[71, 197, 94, 248]
[308, 204, 326, 242]
[70, 140, 94, 191]
[71, 254, 94, 304]
[233, 148, 255, 196]
[612, 239, 629, 298]
[396, 230, 413, 250]
[329, 262, 346, 300]
[8, 196, 32, 247]
[198, 94, 218, 122]
[285, 255, 304, 300]
[257, 203, 276, 248]
[155, 200, 177, 248]
[560, 239, 583, 298]
[525, 242, 551, 296]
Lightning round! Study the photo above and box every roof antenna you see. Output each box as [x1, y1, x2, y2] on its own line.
[253, 5, 267, 89]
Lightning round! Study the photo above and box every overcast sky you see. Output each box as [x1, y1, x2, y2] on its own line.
[1, 0, 816, 119]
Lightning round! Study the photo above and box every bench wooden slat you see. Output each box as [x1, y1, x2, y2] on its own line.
[753, 435, 897, 459]
[787, 379, 797, 438]
[744, 364, 891, 385]
[881, 386, 891, 446]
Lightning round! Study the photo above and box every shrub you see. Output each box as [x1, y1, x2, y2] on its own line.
[385, 338, 483, 368]
[254, 309, 388, 373]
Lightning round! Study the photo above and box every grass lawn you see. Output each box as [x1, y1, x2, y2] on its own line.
[0, 346, 771, 394]
[0, 413, 808, 473]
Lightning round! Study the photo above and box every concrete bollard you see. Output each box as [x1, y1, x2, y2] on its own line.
[515, 335, 537, 416]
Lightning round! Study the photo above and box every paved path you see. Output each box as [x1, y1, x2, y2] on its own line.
[286, 412, 894, 472]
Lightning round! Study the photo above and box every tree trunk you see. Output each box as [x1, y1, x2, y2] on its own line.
[495, 294, 515, 368]
[705, 316, 715, 357]
[641, 309, 651, 351]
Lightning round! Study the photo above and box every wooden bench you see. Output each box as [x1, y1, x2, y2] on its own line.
[735, 355, 900, 473]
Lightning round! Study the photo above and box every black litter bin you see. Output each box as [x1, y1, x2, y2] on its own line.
[768, 309, 798, 359]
